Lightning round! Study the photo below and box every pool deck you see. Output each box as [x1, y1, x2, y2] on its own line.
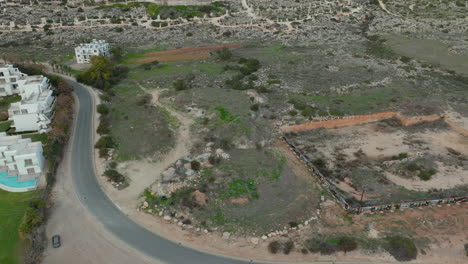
[0, 170, 39, 192]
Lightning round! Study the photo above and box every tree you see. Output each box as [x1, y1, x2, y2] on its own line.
[216, 47, 232, 61]
[97, 104, 109, 115]
[110, 46, 123, 61]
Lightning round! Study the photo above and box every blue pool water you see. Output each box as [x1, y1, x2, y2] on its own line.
[0, 171, 37, 189]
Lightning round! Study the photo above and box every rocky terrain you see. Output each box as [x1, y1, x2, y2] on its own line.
[1, 0, 467, 262]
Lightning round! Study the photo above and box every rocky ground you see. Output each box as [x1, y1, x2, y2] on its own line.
[2, 0, 467, 263]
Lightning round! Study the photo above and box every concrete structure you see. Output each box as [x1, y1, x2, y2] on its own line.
[0, 64, 26, 96]
[75, 39, 110, 64]
[8, 75, 55, 133]
[0, 132, 44, 192]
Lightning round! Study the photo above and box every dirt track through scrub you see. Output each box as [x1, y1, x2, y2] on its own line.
[129, 43, 241, 64]
[282, 111, 453, 133]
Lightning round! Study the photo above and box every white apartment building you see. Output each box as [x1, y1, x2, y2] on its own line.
[8, 75, 55, 134]
[0, 64, 26, 96]
[75, 39, 110, 64]
[0, 132, 44, 183]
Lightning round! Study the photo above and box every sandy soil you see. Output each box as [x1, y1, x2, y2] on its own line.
[324, 122, 468, 191]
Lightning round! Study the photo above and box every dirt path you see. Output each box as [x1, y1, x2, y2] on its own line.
[96, 82, 194, 215]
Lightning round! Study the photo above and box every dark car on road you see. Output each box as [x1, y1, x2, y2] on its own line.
[52, 235, 61, 248]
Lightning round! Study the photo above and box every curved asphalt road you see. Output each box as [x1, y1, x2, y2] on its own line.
[69, 79, 249, 264]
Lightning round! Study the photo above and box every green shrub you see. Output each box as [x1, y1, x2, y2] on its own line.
[216, 47, 232, 61]
[406, 163, 420, 172]
[384, 236, 417, 261]
[313, 158, 326, 168]
[289, 110, 298, 116]
[95, 135, 114, 149]
[174, 79, 189, 91]
[400, 56, 412, 63]
[337, 236, 358, 253]
[256, 86, 270, 93]
[97, 123, 110, 135]
[250, 104, 259, 111]
[283, 240, 294, 255]
[97, 104, 109, 114]
[268, 241, 282, 254]
[191, 160, 201, 171]
[103, 169, 125, 182]
[95, 135, 115, 157]
[418, 168, 436, 181]
[304, 238, 336, 255]
[304, 238, 321, 253]
[19, 201, 44, 236]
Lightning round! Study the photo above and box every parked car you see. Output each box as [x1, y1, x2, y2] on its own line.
[52, 234, 61, 248]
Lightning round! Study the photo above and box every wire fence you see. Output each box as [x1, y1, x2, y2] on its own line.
[282, 136, 468, 215]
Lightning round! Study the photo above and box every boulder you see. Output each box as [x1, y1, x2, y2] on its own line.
[261, 235, 268, 240]
[250, 237, 259, 245]
[162, 167, 176, 180]
[185, 169, 195, 177]
[196, 153, 212, 162]
[222, 232, 230, 239]
[163, 215, 171, 221]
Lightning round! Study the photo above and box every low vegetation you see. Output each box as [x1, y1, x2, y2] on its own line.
[76, 56, 128, 90]
[0, 190, 39, 264]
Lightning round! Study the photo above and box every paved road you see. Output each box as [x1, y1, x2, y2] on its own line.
[69, 80, 249, 264]
[68, 79, 386, 264]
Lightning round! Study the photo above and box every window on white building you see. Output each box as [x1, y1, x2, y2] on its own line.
[24, 159, 33, 166]
[21, 109, 28, 114]
[13, 110, 20, 115]
[27, 168, 35, 174]
[0, 72, 3, 76]
[0, 79, 5, 84]
[10, 78, 16, 82]
[0, 88, 5, 93]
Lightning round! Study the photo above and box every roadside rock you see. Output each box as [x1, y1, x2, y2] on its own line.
[162, 167, 176, 180]
[222, 232, 230, 239]
[250, 237, 259, 245]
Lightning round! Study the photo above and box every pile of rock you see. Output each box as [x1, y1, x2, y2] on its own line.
[157, 145, 230, 197]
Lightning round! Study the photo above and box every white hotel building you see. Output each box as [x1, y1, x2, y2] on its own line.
[0, 64, 26, 96]
[75, 39, 110, 64]
[8, 75, 55, 134]
[0, 132, 45, 192]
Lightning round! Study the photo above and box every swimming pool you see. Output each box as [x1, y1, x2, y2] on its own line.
[0, 170, 37, 192]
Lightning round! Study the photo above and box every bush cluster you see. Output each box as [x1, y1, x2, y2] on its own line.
[103, 169, 125, 183]
[384, 236, 418, 261]
[76, 56, 128, 90]
[304, 236, 358, 255]
[95, 135, 115, 157]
